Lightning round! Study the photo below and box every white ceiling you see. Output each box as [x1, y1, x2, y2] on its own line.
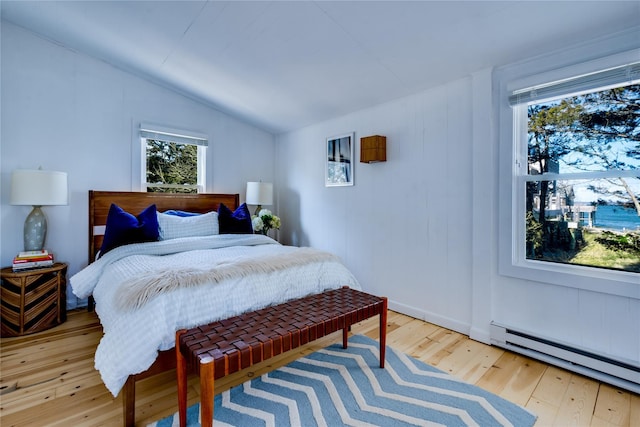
[2, 1, 639, 134]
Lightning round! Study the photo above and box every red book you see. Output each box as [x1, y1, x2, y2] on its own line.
[13, 253, 54, 264]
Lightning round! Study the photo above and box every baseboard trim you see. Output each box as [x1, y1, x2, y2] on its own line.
[388, 300, 473, 338]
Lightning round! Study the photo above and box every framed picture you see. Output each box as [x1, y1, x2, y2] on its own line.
[325, 132, 354, 187]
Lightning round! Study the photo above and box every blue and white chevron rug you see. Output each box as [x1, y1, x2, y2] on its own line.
[150, 335, 537, 427]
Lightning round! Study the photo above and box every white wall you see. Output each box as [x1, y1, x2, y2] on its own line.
[275, 29, 639, 368]
[276, 74, 490, 337]
[0, 22, 275, 308]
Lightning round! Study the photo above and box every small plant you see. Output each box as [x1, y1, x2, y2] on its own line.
[251, 209, 281, 235]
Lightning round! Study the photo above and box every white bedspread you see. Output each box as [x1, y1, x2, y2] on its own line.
[70, 234, 361, 396]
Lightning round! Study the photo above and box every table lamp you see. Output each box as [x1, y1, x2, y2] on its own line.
[245, 181, 273, 216]
[10, 169, 68, 251]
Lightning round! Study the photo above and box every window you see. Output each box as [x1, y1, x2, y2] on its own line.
[140, 124, 207, 193]
[499, 54, 640, 297]
[516, 80, 640, 273]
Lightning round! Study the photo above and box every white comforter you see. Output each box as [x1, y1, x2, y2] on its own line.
[70, 234, 361, 396]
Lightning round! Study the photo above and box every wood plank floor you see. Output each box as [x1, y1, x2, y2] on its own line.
[1, 309, 638, 426]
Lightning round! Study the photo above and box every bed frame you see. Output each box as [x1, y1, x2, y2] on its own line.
[88, 190, 240, 427]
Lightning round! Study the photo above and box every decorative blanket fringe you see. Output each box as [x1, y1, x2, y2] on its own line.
[116, 248, 339, 311]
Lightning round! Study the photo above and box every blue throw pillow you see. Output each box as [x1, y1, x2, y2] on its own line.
[99, 204, 159, 256]
[217, 203, 253, 234]
[163, 210, 200, 217]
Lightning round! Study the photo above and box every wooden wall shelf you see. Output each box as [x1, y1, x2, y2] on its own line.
[360, 135, 386, 163]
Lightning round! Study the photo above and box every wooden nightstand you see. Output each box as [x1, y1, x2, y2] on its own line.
[1, 262, 67, 337]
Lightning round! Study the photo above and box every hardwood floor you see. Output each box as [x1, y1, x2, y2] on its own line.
[1, 309, 638, 426]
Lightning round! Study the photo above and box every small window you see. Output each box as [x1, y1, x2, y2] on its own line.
[512, 65, 640, 274]
[140, 124, 207, 193]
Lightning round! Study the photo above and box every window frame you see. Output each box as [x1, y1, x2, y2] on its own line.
[138, 123, 208, 194]
[497, 50, 640, 299]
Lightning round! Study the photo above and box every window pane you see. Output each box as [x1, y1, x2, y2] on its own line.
[524, 82, 640, 273]
[527, 84, 640, 175]
[525, 178, 640, 272]
[145, 139, 198, 193]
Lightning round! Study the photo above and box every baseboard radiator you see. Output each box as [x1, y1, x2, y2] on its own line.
[490, 322, 640, 394]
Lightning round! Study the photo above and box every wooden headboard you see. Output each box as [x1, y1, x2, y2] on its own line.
[88, 190, 239, 263]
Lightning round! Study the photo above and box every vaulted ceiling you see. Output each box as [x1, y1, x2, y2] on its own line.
[2, 1, 638, 133]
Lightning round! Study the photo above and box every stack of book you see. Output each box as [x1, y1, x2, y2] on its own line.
[12, 250, 54, 271]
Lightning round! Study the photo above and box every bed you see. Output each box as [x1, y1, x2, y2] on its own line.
[70, 190, 361, 426]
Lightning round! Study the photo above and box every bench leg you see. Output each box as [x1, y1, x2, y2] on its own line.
[176, 330, 188, 427]
[200, 357, 215, 427]
[380, 297, 388, 368]
[342, 326, 348, 349]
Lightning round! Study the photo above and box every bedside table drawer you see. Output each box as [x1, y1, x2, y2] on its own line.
[25, 272, 60, 305]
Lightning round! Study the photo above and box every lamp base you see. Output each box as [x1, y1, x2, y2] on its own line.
[254, 204, 262, 216]
[24, 206, 47, 251]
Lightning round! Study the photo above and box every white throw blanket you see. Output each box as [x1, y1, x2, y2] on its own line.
[117, 248, 339, 310]
[70, 235, 361, 396]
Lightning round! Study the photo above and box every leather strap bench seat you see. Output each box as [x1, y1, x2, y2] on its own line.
[176, 286, 388, 427]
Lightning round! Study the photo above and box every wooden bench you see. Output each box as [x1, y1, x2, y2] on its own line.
[175, 286, 387, 427]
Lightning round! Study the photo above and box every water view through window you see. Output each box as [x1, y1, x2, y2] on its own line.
[525, 83, 640, 273]
[595, 204, 640, 231]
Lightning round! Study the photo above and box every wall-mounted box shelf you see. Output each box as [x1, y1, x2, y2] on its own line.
[360, 135, 386, 163]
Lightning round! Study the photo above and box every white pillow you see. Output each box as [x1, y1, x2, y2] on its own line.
[157, 211, 219, 240]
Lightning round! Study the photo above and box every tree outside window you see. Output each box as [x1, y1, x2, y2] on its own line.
[144, 139, 204, 193]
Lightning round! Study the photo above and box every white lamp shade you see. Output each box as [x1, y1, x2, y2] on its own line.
[246, 182, 273, 206]
[10, 169, 68, 206]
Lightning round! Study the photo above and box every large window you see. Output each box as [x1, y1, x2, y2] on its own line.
[501, 57, 640, 296]
[140, 124, 207, 193]
[516, 81, 640, 273]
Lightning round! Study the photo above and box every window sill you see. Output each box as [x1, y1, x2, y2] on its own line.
[499, 258, 639, 299]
